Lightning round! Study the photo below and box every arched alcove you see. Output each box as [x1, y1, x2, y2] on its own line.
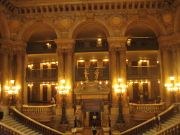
[73, 21, 109, 52]
[73, 21, 110, 82]
[125, 24, 158, 51]
[125, 23, 160, 103]
[25, 22, 57, 54]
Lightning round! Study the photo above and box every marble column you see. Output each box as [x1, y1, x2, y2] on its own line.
[55, 39, 75, 125]
[160, 47, 171, 102]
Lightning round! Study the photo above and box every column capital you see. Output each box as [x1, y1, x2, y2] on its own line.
[55, 38, 75, 51]
[158, 33, 180, 48]
[108, 36, 128, 50]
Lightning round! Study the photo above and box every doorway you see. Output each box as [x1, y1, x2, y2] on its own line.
[89, 112, 101, 127]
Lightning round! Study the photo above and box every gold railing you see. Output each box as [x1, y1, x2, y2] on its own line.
[120, 104, 177, 135]
[10, 107, 64, 135]
[22, 104, 56, 122]
[0, 122, 23, 135]
[156, 122, 180, 135]
[129, 102, 165, 113]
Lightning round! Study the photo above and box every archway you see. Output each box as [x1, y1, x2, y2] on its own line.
[125, 24, 160, 103]
[24, 22, 58, 104]
[72, 21, 110, 127]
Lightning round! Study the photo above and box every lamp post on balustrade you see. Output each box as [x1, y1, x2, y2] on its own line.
[5, 80, 20, 106]
[114, 78, 126, 124]
[56, 79, 71, 124]
[165, 76, 180, 103]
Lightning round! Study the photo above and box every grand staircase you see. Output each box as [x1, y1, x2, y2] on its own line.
[143, 113, 180, 135]
[1, 115, 42, 135]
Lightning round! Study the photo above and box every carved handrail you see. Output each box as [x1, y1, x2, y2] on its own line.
[10, 107, 64, 135]
[156, 122, 180, 135]
[22, 104, 56, 121]
[22, 104, 56, 113]
[129, 102, 165, 113]
[0, 122, 23, 135]
[120, 104, 176, 135]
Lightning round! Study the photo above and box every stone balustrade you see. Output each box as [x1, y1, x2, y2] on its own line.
[10, 107, 64, 135]
[129, 102, 166, 113]
[156, 122, 180, 135]
[0, 122, 23, 135]
[112, 104, 177, 135]
[22, 104, 56, 122]
[0, 0, 172, 14]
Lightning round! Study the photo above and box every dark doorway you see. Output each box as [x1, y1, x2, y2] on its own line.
[133, 83, 140, 102]
[89, 112, 101, 127]
[143, 83, 148, 102]
[43, 85, 48, 102]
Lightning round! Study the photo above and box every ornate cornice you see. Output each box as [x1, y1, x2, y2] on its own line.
[1, 0, 175, 16]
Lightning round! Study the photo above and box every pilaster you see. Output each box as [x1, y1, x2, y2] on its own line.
[158, 33, 180, 104]
[55, 38, 75, 125]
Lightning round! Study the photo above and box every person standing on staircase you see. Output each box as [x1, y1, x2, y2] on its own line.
[155, 114, 161, 131]
[92, 125, 97, 135]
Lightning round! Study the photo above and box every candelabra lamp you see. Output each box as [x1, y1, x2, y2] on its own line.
[56, 79, 71, 124]
[114, 78, 126, 124]
[5, 80, 20, 106]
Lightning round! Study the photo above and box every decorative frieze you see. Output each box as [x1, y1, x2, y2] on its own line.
[0, 0, 172, 16]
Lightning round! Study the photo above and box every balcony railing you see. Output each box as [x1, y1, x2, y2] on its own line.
[129, 102, 165, 113]
[119, 104, 178, 135]
[22, 104, 56, 122]
[10, 107, 64, 135]
[26, 68, 58, 82]
[127, 66, 160, 79]
[0, 122, 23, 135]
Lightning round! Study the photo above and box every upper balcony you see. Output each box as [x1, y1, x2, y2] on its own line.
[127, 66, 160, 80]
[26, 68, 58, 82]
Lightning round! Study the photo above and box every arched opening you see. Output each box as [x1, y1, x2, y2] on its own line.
[73, 22, 109, 52]
[25, 23, 58, 104]
[73, 22, 110, 127]
[26, 23, 57, 54]
[125, 24, 160, 103]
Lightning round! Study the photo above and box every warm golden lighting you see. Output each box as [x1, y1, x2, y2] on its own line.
[56, 79, 71, 95]
[90, 59, 97, 62]
[114, 78, 126, 94]
[46, 42, 52, 49]
[5, 80, 20, 95]
[78, 60, 85, 63]
[169, 76, 175, 81]
[127, 38, 132, 46]
[28, 83, 34, 87]
[103, 59, 109, 62]
[165, 77, 180, 92]
[97, 38, 102, 47]
[28, 64, 33, 69]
